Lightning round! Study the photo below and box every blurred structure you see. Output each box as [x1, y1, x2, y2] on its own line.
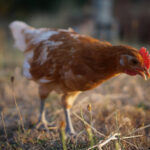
[0, 0, 150, 44]
[114, 0, 150, 44]
[93, 0, 117, 41]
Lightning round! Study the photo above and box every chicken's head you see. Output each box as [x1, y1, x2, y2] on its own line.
[120, 47, 150, 80]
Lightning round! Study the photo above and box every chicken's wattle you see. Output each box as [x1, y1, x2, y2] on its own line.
[125, 70, 137, 76]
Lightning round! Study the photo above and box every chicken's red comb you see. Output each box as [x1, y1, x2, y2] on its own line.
[139, 47, 150, 69]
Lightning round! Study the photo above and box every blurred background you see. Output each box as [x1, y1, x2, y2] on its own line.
[1, 0, 150, 40]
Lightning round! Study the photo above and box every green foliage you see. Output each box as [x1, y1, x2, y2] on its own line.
[137, 102, 150, 111]
[86, 126, 94, 147]
[0, 0, 87, 17]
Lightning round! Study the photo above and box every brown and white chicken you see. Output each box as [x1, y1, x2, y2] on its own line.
[9, 21, 150, 135]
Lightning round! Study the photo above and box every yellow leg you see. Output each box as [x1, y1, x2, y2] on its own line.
[61, 92, 80, 135]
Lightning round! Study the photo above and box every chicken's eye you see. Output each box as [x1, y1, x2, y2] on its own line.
[131, 59, 138, 65]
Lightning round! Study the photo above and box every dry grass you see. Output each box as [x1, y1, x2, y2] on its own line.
[0, 64, 150, 149]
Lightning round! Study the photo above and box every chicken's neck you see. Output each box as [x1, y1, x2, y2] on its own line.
[89, 47, 121, 74]
[80, 47, 122, 90]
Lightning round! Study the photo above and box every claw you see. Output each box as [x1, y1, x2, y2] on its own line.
[35, 120, 56, 130]
[65, 129, 76, 137]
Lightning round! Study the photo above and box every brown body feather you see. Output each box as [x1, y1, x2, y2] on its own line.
[23, 29, 133, 93]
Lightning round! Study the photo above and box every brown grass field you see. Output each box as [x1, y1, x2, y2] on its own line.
[0, 43, 150, 150]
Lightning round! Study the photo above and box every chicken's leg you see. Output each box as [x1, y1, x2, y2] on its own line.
[64, 108, 75, 134]
[36, 84, 52, 129]
[36, 99, 50, 129]
[62, 92, 80, 135]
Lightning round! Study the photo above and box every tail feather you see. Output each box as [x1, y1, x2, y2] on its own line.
[9, 21, 29, 51]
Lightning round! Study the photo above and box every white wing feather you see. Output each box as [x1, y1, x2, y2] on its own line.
[9, 21, 29, 51]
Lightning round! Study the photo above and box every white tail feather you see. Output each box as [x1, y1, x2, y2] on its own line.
[9, 21, 29, 51]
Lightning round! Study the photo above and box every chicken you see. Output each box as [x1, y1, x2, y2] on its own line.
[9, 21, 150, 135]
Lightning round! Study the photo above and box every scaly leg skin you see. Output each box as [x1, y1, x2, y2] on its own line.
[64, 108, 75, 135]
[36, 84, 54, 130]
[62, 92, 80, 136]
[36, 99, 50, 130]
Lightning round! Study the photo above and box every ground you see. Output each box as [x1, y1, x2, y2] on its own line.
[0, 48, 150, 150]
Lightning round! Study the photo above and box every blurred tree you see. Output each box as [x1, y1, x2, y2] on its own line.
[0, 0, 90, 18]
[0, 0, 66, 17]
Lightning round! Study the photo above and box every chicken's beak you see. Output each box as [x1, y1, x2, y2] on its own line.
[138, 67, 150, 80]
